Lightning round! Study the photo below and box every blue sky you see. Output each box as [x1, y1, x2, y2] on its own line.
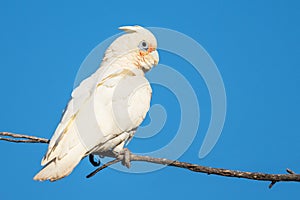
[1, 0, 300, 199]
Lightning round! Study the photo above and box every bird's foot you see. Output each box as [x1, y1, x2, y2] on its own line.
[98, 149, 131, 168]
[89, 154, 101, 167]
[120, 148, 131, 168]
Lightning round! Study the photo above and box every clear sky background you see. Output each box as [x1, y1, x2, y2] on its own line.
[0, 0, 300, 199]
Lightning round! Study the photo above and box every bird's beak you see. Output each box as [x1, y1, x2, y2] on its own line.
[149, 50, 159, 66]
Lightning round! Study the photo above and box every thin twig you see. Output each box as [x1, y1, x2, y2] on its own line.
[287, 168, 295, 174]
[0, 132, 49, 143]
[269, 181, 277, 189]
[1, 131, 300, 188]
[86, 158, 121, 178]
[0, 137, 48, 143]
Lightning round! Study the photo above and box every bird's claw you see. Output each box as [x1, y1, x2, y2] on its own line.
[120, 148, 131, 168]
[89, 154, 101, 167]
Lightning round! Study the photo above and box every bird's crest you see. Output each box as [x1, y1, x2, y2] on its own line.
[118, 25, 142, 33]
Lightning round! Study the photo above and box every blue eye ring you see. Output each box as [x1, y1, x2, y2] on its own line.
[138, 40, 149, 51]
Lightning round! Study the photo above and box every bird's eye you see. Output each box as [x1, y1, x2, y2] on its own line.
[138, 40, 149, 51]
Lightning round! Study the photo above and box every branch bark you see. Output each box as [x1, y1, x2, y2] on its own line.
[0, 132, 49, 143]
[1, 131, 299, 188]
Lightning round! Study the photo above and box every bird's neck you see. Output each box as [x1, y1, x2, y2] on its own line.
[100, 53, 145, 76]
[95, 54, 145, 80]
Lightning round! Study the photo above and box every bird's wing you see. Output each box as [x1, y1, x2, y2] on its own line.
[34, 68, 104, 181]
[40, 68, 102, 166]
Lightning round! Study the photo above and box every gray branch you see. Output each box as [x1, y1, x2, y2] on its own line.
[1, 131, 299, 188]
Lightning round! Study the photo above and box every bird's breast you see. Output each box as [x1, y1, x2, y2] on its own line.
[93, 72, 152, 140]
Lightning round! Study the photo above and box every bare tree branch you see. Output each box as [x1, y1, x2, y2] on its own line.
[0, 132, 49, 143]
[1, 131, 299, 188]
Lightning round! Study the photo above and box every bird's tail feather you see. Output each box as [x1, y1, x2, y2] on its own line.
[33, 144, 86, 182]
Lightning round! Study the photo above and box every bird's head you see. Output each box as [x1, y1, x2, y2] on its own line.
[103, 25, 159, 72]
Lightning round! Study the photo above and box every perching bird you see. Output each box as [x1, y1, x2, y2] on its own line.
[34, 25, 159, 181]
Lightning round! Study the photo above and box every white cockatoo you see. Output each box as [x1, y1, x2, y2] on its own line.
[34, 25, 159, 181]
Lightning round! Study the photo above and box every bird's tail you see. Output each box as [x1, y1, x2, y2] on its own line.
[33, 143, 86, 181]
